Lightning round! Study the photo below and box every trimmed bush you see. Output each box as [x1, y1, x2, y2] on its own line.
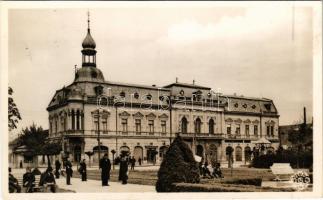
[156, 136, 200, 192]
[172, 183, 296, 192]
[223, 178, 262, 186]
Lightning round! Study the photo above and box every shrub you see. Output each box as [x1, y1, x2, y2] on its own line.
[223, 178, 262, 186]
[172, 183, 296, 192]
[155, 136, 200, 192]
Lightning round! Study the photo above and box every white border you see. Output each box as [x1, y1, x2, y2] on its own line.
[0, 1, 322, 199]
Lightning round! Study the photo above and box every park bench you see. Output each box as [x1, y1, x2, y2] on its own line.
[270, 163, 294, 181]
[17, 175, 43, 192]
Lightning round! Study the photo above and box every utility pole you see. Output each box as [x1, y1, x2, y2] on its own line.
[97, 109, 101, 168]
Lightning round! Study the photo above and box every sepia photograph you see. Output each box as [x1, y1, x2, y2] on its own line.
[1, 1, 322, 199]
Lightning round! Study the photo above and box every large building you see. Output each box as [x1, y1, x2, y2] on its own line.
[47, 18, 280, 167]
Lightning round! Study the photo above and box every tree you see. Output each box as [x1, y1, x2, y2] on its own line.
[156, 136, 200, 192]
[8, 87, 21, 131]
[42, 142, 62, 167]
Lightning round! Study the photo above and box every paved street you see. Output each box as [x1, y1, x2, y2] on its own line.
[55, 177, 155, 193]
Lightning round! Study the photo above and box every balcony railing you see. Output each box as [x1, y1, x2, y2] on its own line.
[180, 132, 224, 138]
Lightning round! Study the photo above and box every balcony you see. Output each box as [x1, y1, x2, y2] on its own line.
[226, 134, 259, 140]
[89, 130, 170, 138]
[179, 132, 224, 139]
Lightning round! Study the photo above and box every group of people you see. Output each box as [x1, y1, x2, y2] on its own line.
[199, 161, 223, 179]
[99, 153, 131, 186]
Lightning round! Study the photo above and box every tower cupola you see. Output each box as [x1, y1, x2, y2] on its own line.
[81, 12, 97, 67]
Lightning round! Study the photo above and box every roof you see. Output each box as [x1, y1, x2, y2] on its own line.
[163, 82, 211, 90]
[221, 94, 272, 102]
[105, 81, 170, 91]
[82, 29, 96, 49]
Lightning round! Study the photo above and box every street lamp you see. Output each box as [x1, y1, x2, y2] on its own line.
[111, 149, 116, 170]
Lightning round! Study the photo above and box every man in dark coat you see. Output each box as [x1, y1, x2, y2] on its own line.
[99, 153, 111, 186]
[119, 156, 129, 184]
[9, 167, 21, 193]
[130, 156, 136, 171]
[23, 167, 35, 193]
[39, 167, 56, 193]
[65, 157, 73, 185]
[79, 159, 87, 181]
[55, 159, 61, 179]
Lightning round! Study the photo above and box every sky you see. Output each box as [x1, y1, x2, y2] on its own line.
[8, 4, 313, 139]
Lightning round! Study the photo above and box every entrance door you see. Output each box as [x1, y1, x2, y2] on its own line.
[147, 149, 157, 163]
[74, 146, 82, 163]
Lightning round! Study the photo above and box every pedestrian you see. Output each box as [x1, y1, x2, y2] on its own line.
[65, 157, 73, 185]
[55, 159, 61, 179]
[9, 167, 21, 193]
[130, 156, 136, 171]
[138, 157, 142, 166]
[99, 153, 111, 186]
[32, 167, 42, 176]
[39, 167, 56, 193]
[212, 163, 223, 178]
[119, 155, 129, 184]
[19, 160, 23, 168]
[23, 167, 35, 193]
[79, 159, 87, 181]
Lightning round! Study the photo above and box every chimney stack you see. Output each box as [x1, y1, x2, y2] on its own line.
[193, 80, 195, 85]
[176, 77, 178, 83]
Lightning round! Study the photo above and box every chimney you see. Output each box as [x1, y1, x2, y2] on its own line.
[193, 80, 195, 85]
[303, 107, 306, 125]
[176, 77, 178, 83]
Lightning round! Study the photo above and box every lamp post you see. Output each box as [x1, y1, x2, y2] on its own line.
[111, 149, 116, 170]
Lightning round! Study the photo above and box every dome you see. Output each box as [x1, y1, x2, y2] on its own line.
[74, 66, 105, 83]
[82, 29, 96, 49]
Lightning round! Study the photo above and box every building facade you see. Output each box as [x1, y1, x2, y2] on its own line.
[47, 20, 280, 167]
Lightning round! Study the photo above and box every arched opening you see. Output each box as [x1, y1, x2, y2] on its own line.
[209, 144, 218, 165]
[93, 145, 108, 163]
[244, 146, 252, 163]
[235, 146, 242, 161]
[120, 146, 130, 156]
[159, 146, 168, 161]
[133, 146, 143, 161]
[73, 145, 82, 163]
[196, 145, 204, 157]
[195, 118, 201, 134]
[181, 117, 188, 134]
[209, 119, 215, 134]
[226, 146, 234, 161]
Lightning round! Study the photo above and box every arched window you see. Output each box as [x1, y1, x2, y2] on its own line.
[181, 117, 188, 134]
[209, 118, 215, 134]
[195, 118, 201, 134]
[71, 110, 75, 130]
[235, 146, 242, 161]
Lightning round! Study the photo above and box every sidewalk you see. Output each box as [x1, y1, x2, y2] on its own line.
[55, 177, 155, 193]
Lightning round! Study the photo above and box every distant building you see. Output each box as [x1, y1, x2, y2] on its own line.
[46, 16, 280, 167]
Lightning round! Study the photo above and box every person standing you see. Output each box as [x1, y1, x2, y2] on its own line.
[99, 153, 111, 186]
[19, 160, 23, 168]
[119, 155, 129, 184]
[23, 167, 35, 193]
[65, 158, 73, 185]
[55, 159, 61, 179]
[138, 157, 142, 166]
[79, 159, 87, 181]
[130, 156, 136, 171]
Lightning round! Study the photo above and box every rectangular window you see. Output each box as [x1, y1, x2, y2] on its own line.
[254, 125, 258, 136]
[161, 120, 166, 134]
[102, 118, 107, 133]
[135, 119, 141, 134]
[122, 118, 128, 133]
[149, 120, 154, 134]
[270, 126, 274, 137]
[226, 124, 231, 135]
[267, 126, 270, 137]
[94, 118, 99, 134]
[236, 124, 241, 135]
[50, 122, 53, 135]
[245, 125, 249, 137]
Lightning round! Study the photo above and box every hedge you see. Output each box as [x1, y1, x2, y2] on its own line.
[222, 178, 262, 186]
[172, 183, 296, 192]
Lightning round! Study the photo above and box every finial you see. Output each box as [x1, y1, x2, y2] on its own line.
[87, 10, 90, 31]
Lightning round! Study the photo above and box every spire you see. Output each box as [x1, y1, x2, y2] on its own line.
[87, 10, 90, 32]
[81, 10, 97, 67]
